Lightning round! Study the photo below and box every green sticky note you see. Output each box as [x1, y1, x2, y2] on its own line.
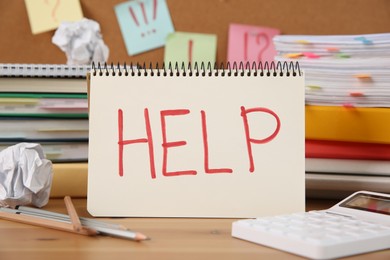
[164, 32, 217, 66]
[335, 53, 351, 59]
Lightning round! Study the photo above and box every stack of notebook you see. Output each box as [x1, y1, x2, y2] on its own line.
[0, 64, 90, 197]
[0, 64, 89, 163]
[273, 33, 390, 198]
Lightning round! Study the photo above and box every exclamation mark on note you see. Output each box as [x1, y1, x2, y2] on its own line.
[244, 32, 249, 61]
[153, 0, 158, 20]
[188, 39, 194, 64]
[129, 0, 158, 37]
[129, 6, 140, 26]
[140, 2, 149, 25]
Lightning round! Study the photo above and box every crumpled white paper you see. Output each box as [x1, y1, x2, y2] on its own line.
[0, 143, 53, 208]
[52, 18, 109, 65]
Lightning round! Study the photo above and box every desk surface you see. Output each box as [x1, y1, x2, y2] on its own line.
[0, 199, 389, 260]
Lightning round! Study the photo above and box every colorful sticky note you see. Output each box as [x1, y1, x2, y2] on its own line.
[302, 52, 320, 59]
[335, 53, 351, 59]
[227, 23, 280, 64]
[285, 53, 303, 59]
[307, 85, 322, 90]
[354, 36, 373, 45]
[295, 40, 311, 45]
[164, 32, 217, 66]
[342, 103, 355, 108]
[349, 92, 365, 97]
[114, 0, 175, 56]
[326, 47, 340, 52]
[24, 0, 83, 34]
[354, 74, 372, 81]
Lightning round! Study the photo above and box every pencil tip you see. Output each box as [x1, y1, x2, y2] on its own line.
[135, 232, 150, 241]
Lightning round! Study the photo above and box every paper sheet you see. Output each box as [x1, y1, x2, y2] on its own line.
[0, 143, 53, 208]
[52, 18, 109, 65]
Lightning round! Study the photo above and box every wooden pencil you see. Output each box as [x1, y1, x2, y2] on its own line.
[0, 210, 96, 236]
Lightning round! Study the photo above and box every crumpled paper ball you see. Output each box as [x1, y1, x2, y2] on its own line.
[0, 143, 53, 208]
[52, 18, 109, 65]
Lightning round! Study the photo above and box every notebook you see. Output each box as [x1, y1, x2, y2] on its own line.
[87, 61, 305, 217]
[0, 64, 89, 93]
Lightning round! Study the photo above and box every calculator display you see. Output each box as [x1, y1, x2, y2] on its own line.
[340, 193, 390, 215]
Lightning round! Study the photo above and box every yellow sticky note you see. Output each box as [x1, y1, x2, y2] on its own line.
[285, 53, 303, 59]
[24, 0, 83, 34]
[0, 98, 38, 104]
[295, 40, 310, 44]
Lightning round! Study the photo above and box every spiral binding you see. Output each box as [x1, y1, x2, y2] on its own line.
[0, 64, 90, 78]
[91, 61, 301, 77]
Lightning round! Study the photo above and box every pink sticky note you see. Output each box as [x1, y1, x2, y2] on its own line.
[227, 23, 280, 64]
[302, 52, 320, 59]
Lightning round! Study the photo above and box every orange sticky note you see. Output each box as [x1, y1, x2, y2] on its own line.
[326, 47, 340, 52]
[354, 74, 372, 81]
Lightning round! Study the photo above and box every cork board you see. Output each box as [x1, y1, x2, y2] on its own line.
[0, 0, 389, 64]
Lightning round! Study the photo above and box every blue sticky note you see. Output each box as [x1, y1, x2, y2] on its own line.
[114, 0, 175, 56]
[354, 36, 373, 45]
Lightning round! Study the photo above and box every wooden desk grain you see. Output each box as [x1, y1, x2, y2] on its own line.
[0, 199, 389, 260]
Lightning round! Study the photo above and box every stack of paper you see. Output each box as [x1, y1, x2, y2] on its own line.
[273, 33, 390, 196]
[274, 33, 390, 107]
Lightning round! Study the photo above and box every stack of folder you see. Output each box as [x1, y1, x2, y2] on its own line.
[273, 33, 390, 197]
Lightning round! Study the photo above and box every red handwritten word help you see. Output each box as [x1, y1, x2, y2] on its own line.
[118, 106, 281, 178]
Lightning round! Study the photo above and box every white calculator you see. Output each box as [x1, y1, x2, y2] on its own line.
[232, 190, 390, 259]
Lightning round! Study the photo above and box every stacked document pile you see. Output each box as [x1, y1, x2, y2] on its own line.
[0, 64, 90, 163]
[273, 33, 390, 197]
[274, 33, 390, 107]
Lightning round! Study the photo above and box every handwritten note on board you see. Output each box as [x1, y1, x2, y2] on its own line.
[24, 0, 83, 34]
[114, 0, 175, 56]
[228, 23, 280, 64]
[164, 32, 217, 65]
[88, 68, 305, 217]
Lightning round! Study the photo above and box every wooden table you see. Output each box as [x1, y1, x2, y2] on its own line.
[0, 199, 389, 260]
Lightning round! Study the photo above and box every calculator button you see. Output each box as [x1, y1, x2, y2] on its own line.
[268, 227, 286, 235]
[285, 232, 305, 240]
[343, 231, 360, 237]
